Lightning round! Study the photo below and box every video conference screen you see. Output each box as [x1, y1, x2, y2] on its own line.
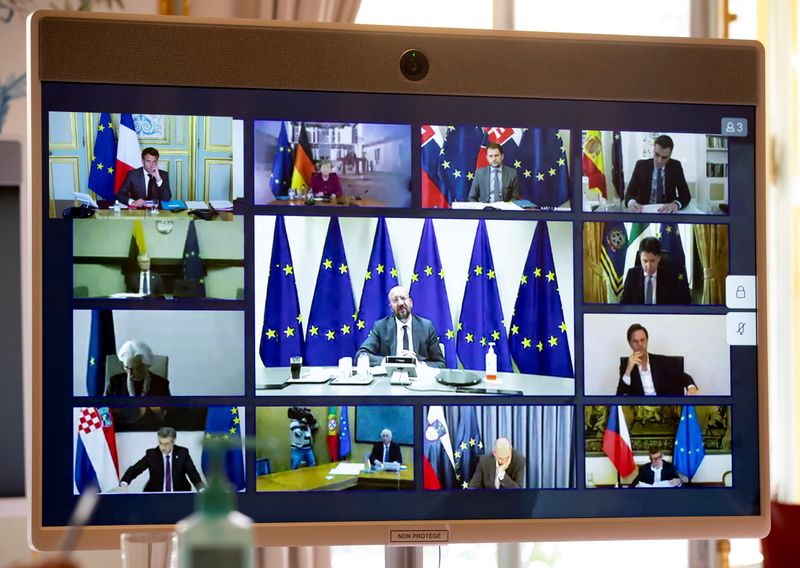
[42, 82, 757, 527]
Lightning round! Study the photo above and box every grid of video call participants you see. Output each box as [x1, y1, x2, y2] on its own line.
[62, 114, 736, 496]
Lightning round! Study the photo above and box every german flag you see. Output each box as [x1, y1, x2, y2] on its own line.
[290, 123, 315, 192]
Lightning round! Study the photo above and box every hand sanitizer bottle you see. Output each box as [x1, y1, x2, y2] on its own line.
[485, 342, 497, 381]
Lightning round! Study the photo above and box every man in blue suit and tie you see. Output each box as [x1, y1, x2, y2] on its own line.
[356, 285, 446, 368]
[117, 147, 172, 206]
[467, 142, 520, 203]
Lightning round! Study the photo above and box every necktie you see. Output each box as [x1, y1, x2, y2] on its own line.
[383, 446, 388, 463]
[645, 275, 654, 304]
[402, 325, 409, 351]
[147, 174, 157, 200]
[655, 168, 664, 203]
[490, 169, 499, 203]
[142, 272, 149, 295]
[165, 455, 172, 492]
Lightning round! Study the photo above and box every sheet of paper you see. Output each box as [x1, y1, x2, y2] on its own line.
[210, 200, 234, 210]
[452, 201, 522, 211]
[329, 462, 367, 476]
[185, 200, 208, 209]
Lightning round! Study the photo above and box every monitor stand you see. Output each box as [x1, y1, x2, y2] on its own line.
[385, 545, 423, 568]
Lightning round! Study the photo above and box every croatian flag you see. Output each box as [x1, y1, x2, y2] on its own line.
[602, 405, 636, 477]
[113, 113, 140, 194]
[74, 407, 120, 493]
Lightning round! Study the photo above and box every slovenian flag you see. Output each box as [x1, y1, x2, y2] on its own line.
[602, 405, 636, 477]
[74, 407, 120, 493]
[113, 113, 140, 195]
[423, 406, 457, 489]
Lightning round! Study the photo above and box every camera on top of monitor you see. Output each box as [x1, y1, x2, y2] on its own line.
[399, 49, 429, 81]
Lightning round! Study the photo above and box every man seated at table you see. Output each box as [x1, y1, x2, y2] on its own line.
[119, 427, 204, 492]
[369, 428, 403, 468]
[125, 253, 165, 296]
[355, 285, 446, 368]
[620, 237, 690, 305]
[629, 446, 687, 488]
[467, 143, 520, 203]
[624, 135, 690, 213]
[468, 438, 525, 489]
[117, 147, 172, 206]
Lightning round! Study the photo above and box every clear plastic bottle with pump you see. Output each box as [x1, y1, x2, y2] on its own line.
[485, 342, 497, 381]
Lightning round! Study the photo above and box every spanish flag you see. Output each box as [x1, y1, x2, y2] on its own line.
[290, 123, 315, 192]
[582, 130, 607, 198]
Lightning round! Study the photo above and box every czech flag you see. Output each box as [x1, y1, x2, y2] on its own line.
[602, 405, 636, 477]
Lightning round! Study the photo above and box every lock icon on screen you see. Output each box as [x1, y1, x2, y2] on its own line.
[736, 285, 746, 299]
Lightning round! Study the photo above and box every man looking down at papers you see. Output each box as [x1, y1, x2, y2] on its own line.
[355, 286, 446, 368]
[630, 446, 686, 488]
[625, 135, 690, 213]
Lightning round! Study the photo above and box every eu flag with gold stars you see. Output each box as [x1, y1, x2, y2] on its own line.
[453, 406, 483, 489]
[259, 216, 304, 367]
[305, 217, 358, 365]
[439, 125, 484, 203]
[201, 406, 245, 491]
[409, 219, 457, 368]
[456, 220, 512, 371]
[87, 112, 118, 200]
[517, 128, 570, 208]
[269, 121, 293, 197]
[509, 222, 573, 377]
[182, 220, 206, 296]
[673, 405, 705, 480]
[355, 217, 398, 347]
[658, 222, 688, 283]
[86, 309, 116, 396]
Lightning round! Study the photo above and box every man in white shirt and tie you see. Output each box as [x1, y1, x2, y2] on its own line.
[125, 253, 165, 296]
[467, 143, 520, 203]
[620, 237, 691, 305]
[119, 427, 205, 492]
[624, 135, 691, 213]
[117, 147, 172, 207]
[630, 446, 686, 488]
[369, 428, 403, 468]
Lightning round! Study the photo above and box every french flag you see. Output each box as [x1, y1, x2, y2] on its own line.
[113, 113, 140, 195]
[420, 125, 448, 209]
[602, 405, 636, 477]
[423, 406, 457, 489]
[74, 407, 120, 493]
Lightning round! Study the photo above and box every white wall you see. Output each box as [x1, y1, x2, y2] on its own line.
[586, 454, 732, 486]
[583, 313, 730, 395]
[253, 216, 575, 369]
[620, 131, 707, 189]
[73, 310, 244, 396]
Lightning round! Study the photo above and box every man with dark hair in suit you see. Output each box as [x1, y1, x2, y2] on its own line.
[617, 323, 698, 396]
[468, 438, 525, 489]
[125, 253, 165, 296]
[630, 446, 686, 488]
[620, 237, 690, 305]
[119, 427, 204, 492]
[467, 142, 520, 203]
[117, 147, 172, 206]
[625, 135, 691, 213]
[356, 285, 446, 368]
[369, 428, 403, 468]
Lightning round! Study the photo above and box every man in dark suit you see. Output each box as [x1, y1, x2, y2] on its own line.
[119, 427, 204, 492]
[624, 135, 690, 213]
[468, 438, 525, 489]
[630, 446, 686, 487]
[620, 237, 690, 305]
[369, 428, 403, 467]
[356, 285, 446, 368]
[117, 147, 172, 206]
[467, 142, 520, 203]
[617, 323, 698, 396]
[125, 253, 165, 296]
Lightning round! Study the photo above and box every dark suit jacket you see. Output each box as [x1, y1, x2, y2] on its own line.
[630, 460, 682, 487]
[620, 265, 691, 305]
[624, 158, 691, 208]
[616, 353, 696, 396]
[468, 453, 525, 489]
[468, 165, 520, 203]
[369, 441, 403, 464]
[120, 445, 204, 492]
[125, 270, 165, 296]
[356, 314, 446, 368]
[104, 371, 171, 396]
[118, 167, 172, 202]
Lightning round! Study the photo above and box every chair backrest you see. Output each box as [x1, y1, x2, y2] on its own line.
[105, 353, 169, 379]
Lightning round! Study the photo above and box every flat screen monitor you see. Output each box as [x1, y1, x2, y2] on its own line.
[26, 11, 767, 550]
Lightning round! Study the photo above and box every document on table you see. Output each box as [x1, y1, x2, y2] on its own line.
[329, 463, 367, 476]
[185, 200, 208, 209]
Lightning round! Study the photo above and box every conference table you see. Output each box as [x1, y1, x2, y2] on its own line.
[266, 195, 384, 207]
[255, 366, 574, 397]
[51, 199, 235, 220]
[256, 461, 414, 491]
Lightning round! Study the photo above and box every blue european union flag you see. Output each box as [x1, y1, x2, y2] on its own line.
[439, 125, 484, 203]
[86, 310, 115, 396]
[87, 112, 118, 200]
[355, 218, 398, 347]
[509, 222, 574, 377]
[269, 121, 294, 197]
[338, 406, 351, 459]
[305, 217, 358, 365]
[456, 220, 512, 372]
[453, 406, 484, 489]
[259, 216, 304, 367]
[182, 220, 206, 295]
[673, 405, 705, 481]
[202, 406, 246, 491]
[518, 128, 570, 208]
[658, 222, 688, 282]
[409, 219, 457, 368]
[600, 221, 629, 299]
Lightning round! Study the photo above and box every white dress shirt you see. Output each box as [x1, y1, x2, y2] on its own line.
[394, 317, 413, 356]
